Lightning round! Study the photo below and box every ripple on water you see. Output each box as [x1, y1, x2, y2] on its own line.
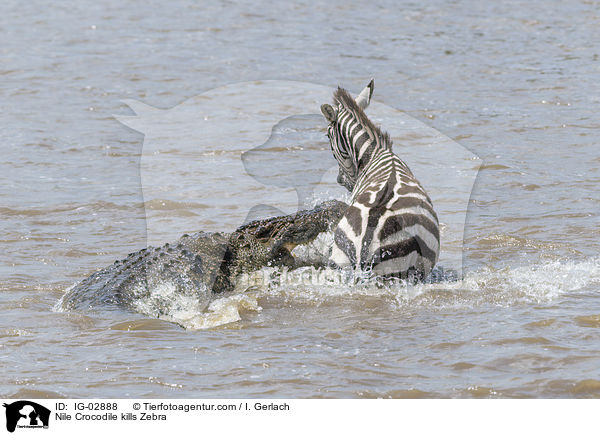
[524, 318, 557, 328]
[570, 379, 600, 398]
[574, 314, 600, 328]
[491, 336, 553, 346]
[429, 341, 467, 350]
[7, 388, 67, 399]
[463, 386, 501, 398]
[110, 319, 181, 331]
[0, 328, 34, 338]
[147, 376, 184, 390]
[357, 389, 434, 399]
[450, 362, 477, 371]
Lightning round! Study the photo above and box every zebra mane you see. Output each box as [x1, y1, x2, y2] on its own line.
[333, 87, 392, 149]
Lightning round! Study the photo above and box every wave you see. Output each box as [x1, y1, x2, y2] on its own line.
[181, 256, 600, 329]
[244, 256, 600, 309]
[61, 255, 600, 330]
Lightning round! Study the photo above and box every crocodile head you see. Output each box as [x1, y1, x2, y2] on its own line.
[59, 200, 348, 315]
[215, 199, 348, 290]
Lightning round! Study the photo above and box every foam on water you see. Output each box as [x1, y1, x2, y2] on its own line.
[126, 281, 259, 330]
[130, 247, 600, 329]
[64, 234, 600, 330]
[55, 251, 600, 330]
[232, 255, 600, 315]
[290, 230, 335, 266]
[459, 256, 600, 303]
[160, 293, 261, 330]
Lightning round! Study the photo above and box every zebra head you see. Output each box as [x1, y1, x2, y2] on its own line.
[321, 79, 381, 192]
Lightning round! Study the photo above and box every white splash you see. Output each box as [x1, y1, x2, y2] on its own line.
[235, 256, 600, 309]
[113, 255, 600, 330]
[128, 281, 261, 330]
[162, 293, 261, 330]
[458, 256, 600, 303]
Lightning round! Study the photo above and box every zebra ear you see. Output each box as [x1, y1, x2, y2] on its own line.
[355, 79, 374, 110]
[321, 104, 337, 123]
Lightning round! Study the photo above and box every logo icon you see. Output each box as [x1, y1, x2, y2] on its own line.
[3, 401, 50, 433]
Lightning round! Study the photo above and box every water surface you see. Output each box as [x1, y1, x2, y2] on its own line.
[1, 0, 599, 398]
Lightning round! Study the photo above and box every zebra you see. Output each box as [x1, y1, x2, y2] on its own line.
[320, 80, 440, 280]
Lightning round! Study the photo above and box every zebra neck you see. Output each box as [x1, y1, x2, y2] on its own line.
[356, 138, 386, 173]
[351, 147, 396, 201]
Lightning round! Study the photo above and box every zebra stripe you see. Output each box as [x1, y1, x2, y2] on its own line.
[321, 81, 440, 279]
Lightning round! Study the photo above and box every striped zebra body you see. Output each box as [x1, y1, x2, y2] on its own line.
[321, 81, 440, 279]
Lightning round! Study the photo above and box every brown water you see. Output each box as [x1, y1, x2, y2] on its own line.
[1, 0, 600, 398]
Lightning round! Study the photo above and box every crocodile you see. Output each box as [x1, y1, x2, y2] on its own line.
[59, 200, 348, 316]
